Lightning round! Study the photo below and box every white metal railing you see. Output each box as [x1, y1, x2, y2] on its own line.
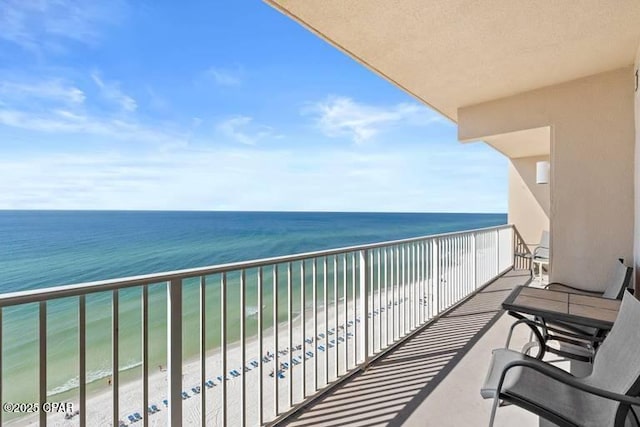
[0, 224, 520, 426]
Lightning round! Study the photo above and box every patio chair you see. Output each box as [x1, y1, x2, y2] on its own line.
[529, 231, 549, 283]
[541, 259, 632, 361]
[482, 291, 640, 427]
[545, 258, 632, 300]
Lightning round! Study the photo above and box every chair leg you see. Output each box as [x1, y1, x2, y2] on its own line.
[489, 395, 501, 427]
[537, 263, 543, 284]
[529, 259, 534, 278]
[537, 263, 541, 284]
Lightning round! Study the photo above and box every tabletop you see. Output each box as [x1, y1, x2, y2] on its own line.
[502, 286, 621, 330]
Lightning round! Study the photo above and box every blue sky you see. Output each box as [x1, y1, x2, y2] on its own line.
[0, 0, 507, 212]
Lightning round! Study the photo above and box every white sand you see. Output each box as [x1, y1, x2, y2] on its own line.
[11, 277, 440, 427]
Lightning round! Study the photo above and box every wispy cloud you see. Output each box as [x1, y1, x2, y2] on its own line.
[0, 72, 148, 143]
[91, 72, 137, 112]
[206, 66, 243, 87]
[216, 115, 276, 145]
[0, 0, 126, 52]
[0, 79, 85, 105]
[0, 74, 181, 147]
[305, 96, 446, 144]
[0, 108, 186, 147]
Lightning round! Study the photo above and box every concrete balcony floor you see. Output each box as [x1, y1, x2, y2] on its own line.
[283, 269, 540, 427]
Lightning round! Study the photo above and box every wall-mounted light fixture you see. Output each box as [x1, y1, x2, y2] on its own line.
[536, 161, 550, 184]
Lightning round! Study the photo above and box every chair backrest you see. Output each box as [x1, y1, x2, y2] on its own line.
[587, 292, 640, 423]
[602, 259, 633, 300]
[533, 231, 549, 260]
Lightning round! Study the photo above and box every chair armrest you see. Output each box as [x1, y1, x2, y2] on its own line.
[498, 359, 640, 407]
[545, 282, 603, 296]
[505, 317, 545, 349]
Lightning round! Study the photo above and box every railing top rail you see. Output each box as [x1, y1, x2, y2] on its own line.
[0, 224, 513, 307]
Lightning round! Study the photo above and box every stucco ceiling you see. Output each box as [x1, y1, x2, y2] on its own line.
[266, 0, 640, 122]
[483, 127, 550, 159]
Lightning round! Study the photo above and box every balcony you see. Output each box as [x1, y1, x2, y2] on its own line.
[282, 269, 537, 427]
[0, 225, 530, 426]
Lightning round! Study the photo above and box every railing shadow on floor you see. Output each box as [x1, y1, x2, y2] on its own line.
[282, 269, 532, 427]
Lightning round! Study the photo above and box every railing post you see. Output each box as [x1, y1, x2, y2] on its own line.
[240, 269, 246, 427]
[0, 308, 2, 427]
[142, 287, 149, 427]
[112, 290, 119, 427]
[167, 278, 182, 425]
[496, 229, 500, 276]
[79, 296, 86, 427]
[271, 267, 277, 414]
[514, 226, 521, 270]
[359, 249, 369, 365]
[199, 277, 206, 427]
[472, 233, 477, 289]
[39, 301, 47, 427]
[431, 240, 439, 314]
[508, 226, 515, 270]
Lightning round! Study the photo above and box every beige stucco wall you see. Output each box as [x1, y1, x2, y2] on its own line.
[508, 156, 550, 248]
[635, 44, 640, 292]
[459, 67, 635, 291]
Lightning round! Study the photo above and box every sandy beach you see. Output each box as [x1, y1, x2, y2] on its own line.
[10, 282, 431, 427]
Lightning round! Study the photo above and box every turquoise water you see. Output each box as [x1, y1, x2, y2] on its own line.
[0, 211, 506, 405]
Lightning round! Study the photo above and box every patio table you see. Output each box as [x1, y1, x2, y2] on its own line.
[502, 286, 621, 359]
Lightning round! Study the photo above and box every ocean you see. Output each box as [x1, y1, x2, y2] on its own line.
[0, 211, 506, 408]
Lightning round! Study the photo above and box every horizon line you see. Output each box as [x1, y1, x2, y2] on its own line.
[0, 208, 507, 215]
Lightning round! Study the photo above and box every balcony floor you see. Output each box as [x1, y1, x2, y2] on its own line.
[283, 269, 540, 427]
